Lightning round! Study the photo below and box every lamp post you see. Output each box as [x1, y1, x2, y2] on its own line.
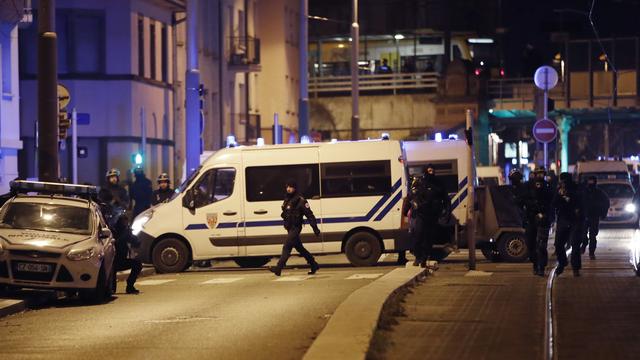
[350, 0, 359, 140]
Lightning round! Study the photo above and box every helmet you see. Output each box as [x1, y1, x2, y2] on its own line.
[106, 168, 120, 178]
[533, 166, 546, 174]
[133, 166, 144, 175]
[157, 173, 170, 183]
[508, 168, 523, 180]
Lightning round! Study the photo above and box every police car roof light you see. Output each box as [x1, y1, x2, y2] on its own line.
[10, 180, 97, 198]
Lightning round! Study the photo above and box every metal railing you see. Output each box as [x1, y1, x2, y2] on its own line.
[309, 72, 439, 95]
[233, 113, 261, 143]
[228, 36, 260, 66]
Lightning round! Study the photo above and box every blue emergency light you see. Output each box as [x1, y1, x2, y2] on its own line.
[10, 180, 97, 198]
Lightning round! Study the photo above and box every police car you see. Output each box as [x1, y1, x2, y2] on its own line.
[0, 181, 116, 303]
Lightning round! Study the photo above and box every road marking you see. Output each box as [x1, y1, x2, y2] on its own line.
[346, 273, 383, 280]
[201, 277, 244, 285]
[378, 254, 389, 261]
[136, 279, 176, 286]
[273, 275, 311, 282]
[464, 270, 493, 277]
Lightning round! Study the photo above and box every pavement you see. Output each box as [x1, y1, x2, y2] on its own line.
[370, 228, 640, 360]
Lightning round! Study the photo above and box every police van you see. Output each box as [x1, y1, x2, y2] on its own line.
[133, 138, 472, 273]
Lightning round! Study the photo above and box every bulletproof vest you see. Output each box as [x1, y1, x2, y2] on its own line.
[282, 194, 304, 228]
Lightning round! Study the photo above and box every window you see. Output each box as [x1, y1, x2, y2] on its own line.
[321, 161, 392, 198]
[19, 9, 105, 75]
[408, 160, 459, 195]
[193, 168, 236, 208]
[1, 203, 93, 235]
[150, 21, 156, 79]
[161, 24, 168, 82]
[246, 164, 319, 202]
[138, 14, 144, 76]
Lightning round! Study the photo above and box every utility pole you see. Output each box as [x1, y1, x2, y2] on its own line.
[465, 109, 477, 271]
[298, 0, 309, 141]
[37, 0, 59, 181]
[185, 0, 201, 176]
[350, 0, 360, 140]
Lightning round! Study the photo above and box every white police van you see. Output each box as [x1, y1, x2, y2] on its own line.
[133, 138, 472, 273]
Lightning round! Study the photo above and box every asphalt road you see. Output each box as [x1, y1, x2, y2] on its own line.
[0, 254, 402, 360]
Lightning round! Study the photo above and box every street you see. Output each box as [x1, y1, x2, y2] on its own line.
[0, 254, 399, 360]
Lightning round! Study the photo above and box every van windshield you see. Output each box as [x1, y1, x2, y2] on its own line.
[173, 166, 202, 200]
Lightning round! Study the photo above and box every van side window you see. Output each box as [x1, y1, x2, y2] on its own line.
[246, 164, 320, 202]
[193, 168, 236, 208]
[321, 161, 391, 197]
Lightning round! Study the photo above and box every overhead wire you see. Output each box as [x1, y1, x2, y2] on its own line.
[587, 0, 617, 124]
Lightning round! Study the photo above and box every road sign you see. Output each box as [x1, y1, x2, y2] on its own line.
[57, 84, 70, 109]
[533, 118, 557, 143]
[534, 66, 558, 91]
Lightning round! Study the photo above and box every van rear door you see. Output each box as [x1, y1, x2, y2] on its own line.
[242, 147, 323, 255]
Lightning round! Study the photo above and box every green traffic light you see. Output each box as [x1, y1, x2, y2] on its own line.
[134, 153, 143, 165]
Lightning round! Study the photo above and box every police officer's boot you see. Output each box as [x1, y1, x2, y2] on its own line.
[126, 285, 140, 294]
[589, 250, 596, 260]
[308, 261, 319, 275]
[268, 266, 282, 277]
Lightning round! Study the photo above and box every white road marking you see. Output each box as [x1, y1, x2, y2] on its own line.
[378, 253, 389, 261]
[464, 270, 493, 277]
[200, 277, 244, 285]
[136, 279, 176, 286]
[273, 275, 311, 282]
[346, 273, 383, 280]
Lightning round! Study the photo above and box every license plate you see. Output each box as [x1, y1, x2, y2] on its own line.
[16, 262, 52, 273]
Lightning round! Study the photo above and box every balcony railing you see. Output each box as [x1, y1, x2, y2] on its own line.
[309, 72, 439, 96]
[228, 36, 260, 69]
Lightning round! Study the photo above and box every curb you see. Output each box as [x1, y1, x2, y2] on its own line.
[303, 265, 428, 360]
[0, 266, 156, 319]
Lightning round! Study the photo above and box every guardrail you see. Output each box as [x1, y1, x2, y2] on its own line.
[309, 72, 439, 95]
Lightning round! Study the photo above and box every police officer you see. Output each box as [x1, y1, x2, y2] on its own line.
[152, 173, 174, 206]
[408, 165, 450, 268]
[522, 167, 554, 276]
[581, 176, 609, 260]
[129, 167, 153, 218]
[269, 180, 321, 276]
[552, 172, 586, 277]
[104, 168, 130, 209]
[97, 189, 142, 294]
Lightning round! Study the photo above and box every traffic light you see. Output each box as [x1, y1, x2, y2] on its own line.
[58, 110, 71, 140]
[131, 152, 143, 166]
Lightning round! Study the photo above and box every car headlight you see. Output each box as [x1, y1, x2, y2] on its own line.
[625, 203, 637, 213]
[131, 213, 152, 236]
[67, 246, 98, 261]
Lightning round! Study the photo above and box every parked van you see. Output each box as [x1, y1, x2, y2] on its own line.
[575, 160, 630, 183]
[476, 166, 505, 186]
[133, 139, 473, 273]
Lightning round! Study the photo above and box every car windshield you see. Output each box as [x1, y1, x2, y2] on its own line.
[598, 183, 635, 199]
[0, 202, 93, 235]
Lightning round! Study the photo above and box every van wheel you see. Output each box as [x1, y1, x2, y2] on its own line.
[345, 232, 382, 267]
[497, 232, 528, 263]
[234, 257, 271, 268]
[152, 238, 190, 273]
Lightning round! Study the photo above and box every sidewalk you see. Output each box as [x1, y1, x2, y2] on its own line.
[369, 257, 547, 360]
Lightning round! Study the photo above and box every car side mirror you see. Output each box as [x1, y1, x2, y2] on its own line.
[99, 228, 112, 239]
[182, 189, 195, 210]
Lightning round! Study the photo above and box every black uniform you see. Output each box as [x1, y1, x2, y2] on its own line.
[407, 174, 450, 266]
[552, 177, 586, 275]
[275, 191, 321, 271]
[152, 188, 174, 206]
[521, 178, 554, 275]
[582, 183, 609, 256]
[103, 183, 130, 209]
[130, 174, 153, 218]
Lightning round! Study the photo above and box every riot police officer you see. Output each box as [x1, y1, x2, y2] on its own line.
[152, 173, 174, 205]
[552, 172, 586, 276]
[407, 165, 450, 268]
[129, 167, 153, 218]
[522, 167, 554, 276]
[103, 168, 130, 209]
[269, 180, 321, 276]
[581, 176, 609, 260]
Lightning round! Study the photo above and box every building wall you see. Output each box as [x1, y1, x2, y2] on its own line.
[256, 0, 300, 143]
[19, 0, 177, 186]
[0, 22, 22, 193]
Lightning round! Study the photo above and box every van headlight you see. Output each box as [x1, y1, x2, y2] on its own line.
[625, 203, 637, 213]
[67, 246, 98, 261]
[132, 214, 151, 236]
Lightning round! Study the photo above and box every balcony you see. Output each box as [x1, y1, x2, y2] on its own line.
[228, 36, 261, 72]
[309, 72, 439, 97]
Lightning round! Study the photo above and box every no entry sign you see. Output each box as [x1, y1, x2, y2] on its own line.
[533, 118, 557, 143]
